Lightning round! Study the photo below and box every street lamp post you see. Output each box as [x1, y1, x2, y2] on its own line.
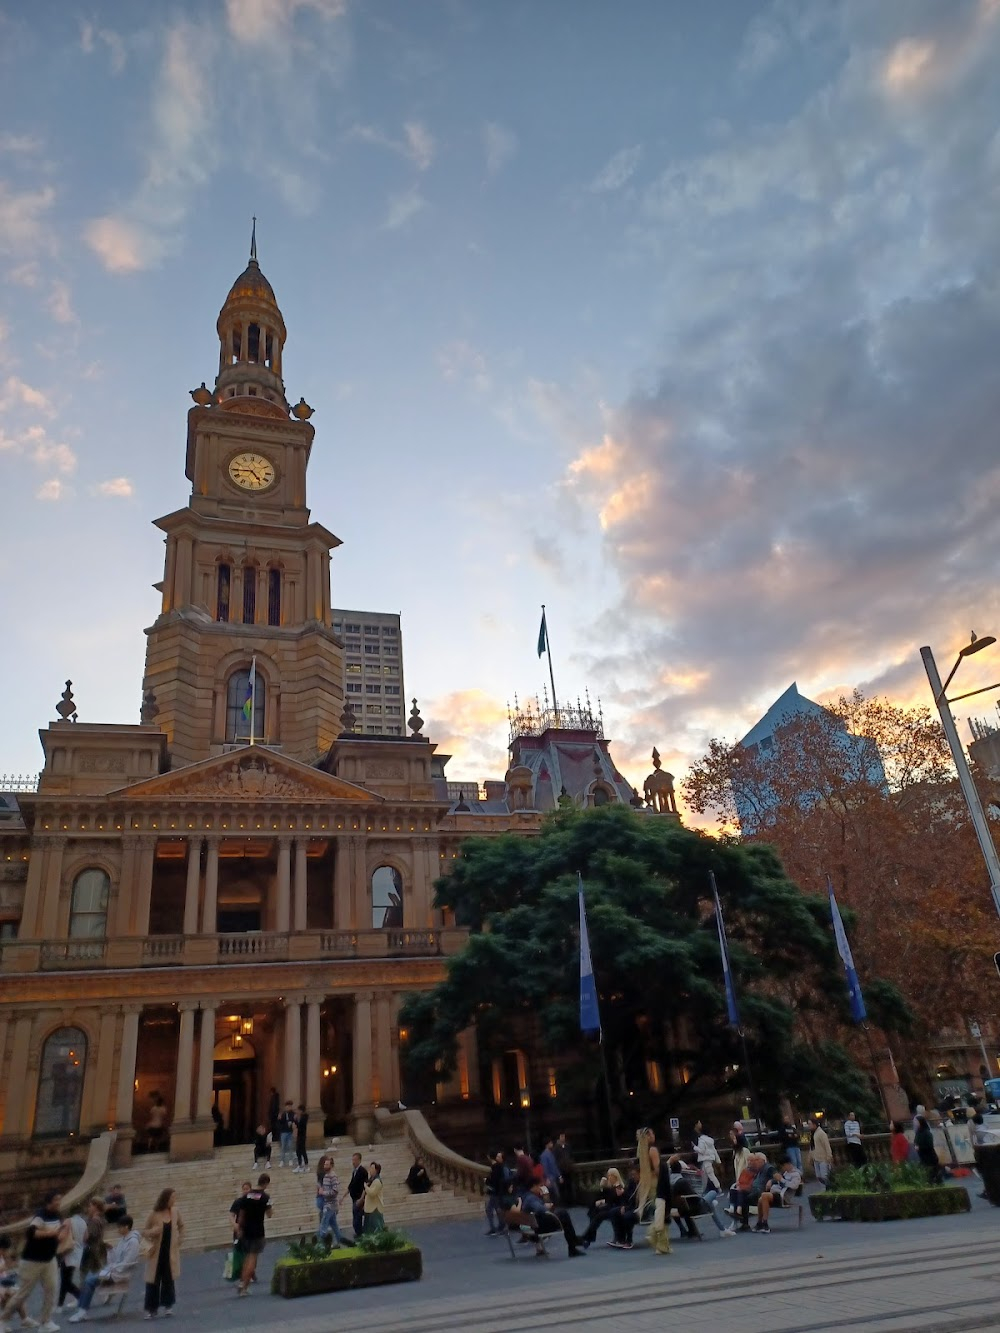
[919, 636, 1000, 920]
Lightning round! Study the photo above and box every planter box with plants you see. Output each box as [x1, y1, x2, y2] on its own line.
[271, 1228, 422, 1298]
[809, 1162, 971, 1223]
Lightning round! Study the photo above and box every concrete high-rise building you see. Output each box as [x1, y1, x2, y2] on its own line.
[331, 609, 405, 736]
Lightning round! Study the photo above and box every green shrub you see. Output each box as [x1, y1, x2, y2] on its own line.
[355, 1227, 409, 1255]
[830, 1162, 934, 1195]
[810, 1187, 970, 1222]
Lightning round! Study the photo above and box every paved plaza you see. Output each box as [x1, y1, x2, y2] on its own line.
[46, 1185, 1000, 1333]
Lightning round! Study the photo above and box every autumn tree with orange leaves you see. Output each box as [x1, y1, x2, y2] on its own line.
[684, 691, 1000, 1090]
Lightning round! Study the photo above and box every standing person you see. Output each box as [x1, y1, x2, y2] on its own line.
[693, 1120, 722, 1190]
[539, 1138, 562, 1204]
[235, 1175, 272, 1297]
[267, 1086, 281, 1138]
[317, 1157, 351, 1247]
[142, 1187, 183, 1319]
[314, 1157, 331, 1231]
[890, 1121, 911, 1166]
[484, 1151, 509, 1236]
[229, 1182, 251, 1243]
[843, 1111, 867, 1166]
[146, 1093, 168, 1153]
[914, 1115, 944, 1185]
[779, 1115, 803, 1173]
[363, 1162, 385, 1233]
[811, 1117, 833, 1188]
[729, 1124, 751, 1209]
[554, 1132, 575, 1206]
[294, 1104, 309, 1172]
[58, 1206, 88, 1313]
[277, 1100, 295, 1168]
[347, 1152, 368, 1239]
[5, 1189, 63, 1332]
[638, 1128, 671, 1254]
[67, 1214, 141, 1325]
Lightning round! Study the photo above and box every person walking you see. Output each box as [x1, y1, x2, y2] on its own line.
[146, 1094, 169, 1153]
[779, 1116, 803, 1173]
[277, 1101, 296, 1168]
[811, 1117, 833, 1187]
[914, 1115, 944, 1185]
[317, 1157, 351, 1247]
[142, 1187, 183, 1319]
[80, 1197, 107, 1280]
[539, 1139, 562, 1204]
[348, 1153, 368, 1239]
[57, 1205, 88, 1312]
[554, 1132, 575, 1206]
[363, 1162, 385, 1233]
[638, 1128, 671, 1255]
[484, 1151, 509, 1235]
[235, 1175, 272, 1297]
[5, 1189, 63, 1332]
[843, 1111, 867, 1166]
[294, 1105, 309, 1172]
[693, 1120, 722, 1190]
[890, 1121, 911, 1166]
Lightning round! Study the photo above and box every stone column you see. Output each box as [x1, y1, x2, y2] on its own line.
[0, 1013, 10, 1135]
[284, 997, 303, 1106]
[87, 1010, 119, 1133]
[305, 995, 324, 1147]
[373, 992, 395, 1107]
[351, 837, 368, 932]
[114, 837, 139, 936]
[20, 845, 47, 938]
[293, 839, 308, 931]
[183, 837, 203, 936]
[350, 991, 374, 1142]
[195, 1004, 217, 1123]
[173, 1004, 198, 1126]
[0, 1014, 33, 1140]
[276, 837, 291, 932]
[132, 836, 156, 936]
[111, 1007, 141, 1165]
[333, 838, 351, 930]
[39, 836, 66, 939]
[202, 838, 219, 934]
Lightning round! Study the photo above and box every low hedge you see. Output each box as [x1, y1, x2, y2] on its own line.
[271, 1230, 422, 1298]
[810, 1187, 971, 1222]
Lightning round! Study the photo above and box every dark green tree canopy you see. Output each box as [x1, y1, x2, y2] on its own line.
[401, 806, 907, 1124]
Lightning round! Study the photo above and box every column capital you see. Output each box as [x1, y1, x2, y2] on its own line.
[177, 1000, 199, 1013]
[198, 1000, 217, 1013]
[304, 993, 325, 1008]
[120, 1003, 145, 1017]
[355, 990, 375, 1005]
[278, 835, 293, 850]
[204, 833, 222, 847]
[283, 993, 306, 1009]
[136, 834, 159, 850]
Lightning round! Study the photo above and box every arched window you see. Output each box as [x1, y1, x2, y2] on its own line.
[217, 564, 231, 622]
[226, 668, 266, 742]
[372, 866, 403, 929]
[267, 569, 281, 626]
[70, 869, 110, 938]
[34, 1026, 87, 1138]
[242, 566, 257, 624]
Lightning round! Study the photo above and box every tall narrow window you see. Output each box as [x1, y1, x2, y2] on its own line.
[268, 569, 281, 626]
[243, 566, 256, 624]
[216, 564, 231, 622]
[248, 323, 260, 362]
[226, 668, 267, 742]
[34, 1027, 87, 1138]
[372, 866, 403, 929]
[69, 869, 110, 938]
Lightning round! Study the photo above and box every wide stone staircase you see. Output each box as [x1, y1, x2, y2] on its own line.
[102, 1137, 483, 1251]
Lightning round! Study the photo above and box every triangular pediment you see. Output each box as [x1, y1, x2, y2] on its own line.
[112, 747, 384, 803]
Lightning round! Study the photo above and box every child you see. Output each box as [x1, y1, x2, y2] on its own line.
[253, 1123, 272, 1171]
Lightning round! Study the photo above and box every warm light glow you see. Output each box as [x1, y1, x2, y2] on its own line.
[547, 1067, 557, 1099]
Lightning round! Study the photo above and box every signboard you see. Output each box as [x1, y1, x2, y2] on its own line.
[971, 1021, 982, 1038]
[669, 1117, 680, 1131]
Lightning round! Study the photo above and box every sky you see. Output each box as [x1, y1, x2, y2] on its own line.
[3, 0, 1000, 808]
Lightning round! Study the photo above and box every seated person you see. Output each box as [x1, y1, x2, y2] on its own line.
[512, 1184, 586, 1258]
[667, 1154, 700, 1239]
[769, 1159, 802, 1204]
[608, 1168, 641, 1249]
[67, 1216, 141, 1323]
[735, 1152, 775, 1232]
[581, 1169, 625, 1245]
[103, 1184, 127, 1225]
[405, 1157, 432, 1194]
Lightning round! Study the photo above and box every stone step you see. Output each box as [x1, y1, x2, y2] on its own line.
[102, 1139, 482, 1250]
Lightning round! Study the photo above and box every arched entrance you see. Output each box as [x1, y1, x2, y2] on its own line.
[213, 1037, 257, 1145]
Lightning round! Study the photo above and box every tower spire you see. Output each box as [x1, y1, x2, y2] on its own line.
[250, 215, 257, 262]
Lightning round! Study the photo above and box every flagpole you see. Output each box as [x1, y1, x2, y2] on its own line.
[861, 1022, 891, 1125]
[710, 871, 762, 1139]
[598, 1035, 616, 1157]
[541, 604, 560, 725]
[827, 875, 888, 1124]
[578, 875, 614, 1152]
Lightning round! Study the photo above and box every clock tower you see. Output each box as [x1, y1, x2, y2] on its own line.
[142, 239, 345, 766]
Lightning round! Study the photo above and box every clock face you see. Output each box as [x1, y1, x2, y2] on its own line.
[228, 452, 276, 492]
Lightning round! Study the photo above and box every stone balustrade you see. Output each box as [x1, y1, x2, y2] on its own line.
[398, 1108, 489, 1201]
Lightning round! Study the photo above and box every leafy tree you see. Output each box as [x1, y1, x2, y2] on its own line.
[401, 806, 900, 1131]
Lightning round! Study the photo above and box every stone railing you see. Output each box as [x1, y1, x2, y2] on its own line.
[217, 931, 287, 960]
[0, 1131, 115, 1235]
[40, 940, 108, 968]
[386, 929, 440, 955]
[142, 936, 185, 964]
[395, 1108, 489, 1201]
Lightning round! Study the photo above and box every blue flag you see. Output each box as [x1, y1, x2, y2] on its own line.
[537, 608, 549, 659]
[828, 877, 867, 1023]
[710, 872, 741, 1028]
[578, 875, 601, 1037]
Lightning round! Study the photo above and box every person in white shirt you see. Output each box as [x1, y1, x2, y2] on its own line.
[769, 1161, 803, 1204]
[843, 1112, 866, 1166]
[68, 1217, 141, 1323]
[692, 1120, 722, 1190]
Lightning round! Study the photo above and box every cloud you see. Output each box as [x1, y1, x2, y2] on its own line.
[46, 280, 76, 325]
[383, 187, 426, 231]
[0, 133, 43, 155]
[85, 216, 158, 273]
[437, 340, 490, 393]
[0, 184, 55, 256]
[349, 120, 435, 171]
[32, 439, 77, 474]
[422, 689, 510, 785]
[590, 146, 642, 193]
[94, 477, 134, 498]
[80, 20, 127, 73]
[483, 122, 517, 176]
[0, 376, 54, 416]
[882, 38, 936, 92]
[35, 478, 64, 502]
[224, 0, 346, 45]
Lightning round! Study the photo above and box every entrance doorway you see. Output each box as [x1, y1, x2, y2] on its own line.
[212, 1039, 257, 1144]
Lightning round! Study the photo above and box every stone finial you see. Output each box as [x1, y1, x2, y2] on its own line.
[340, 699, 357, 734]
[643, 746, 678, 815]
[454, 788, 470, 812]
[292, 397, 314, 420]
[630, 785, 644, 809]
[408, 697, 424, 737]
[140, 690, 159, 725]
[651, 747, 661, 770]
[593, 749, 603, 778]
[190, 382, 213, 407]
[56, 680, 77, 722]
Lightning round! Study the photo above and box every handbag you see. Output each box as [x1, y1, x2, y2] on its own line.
[138, 1236, 154, 1260]
[222, 1243, 243, 1282]
[56, 1223, 74, 1258]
